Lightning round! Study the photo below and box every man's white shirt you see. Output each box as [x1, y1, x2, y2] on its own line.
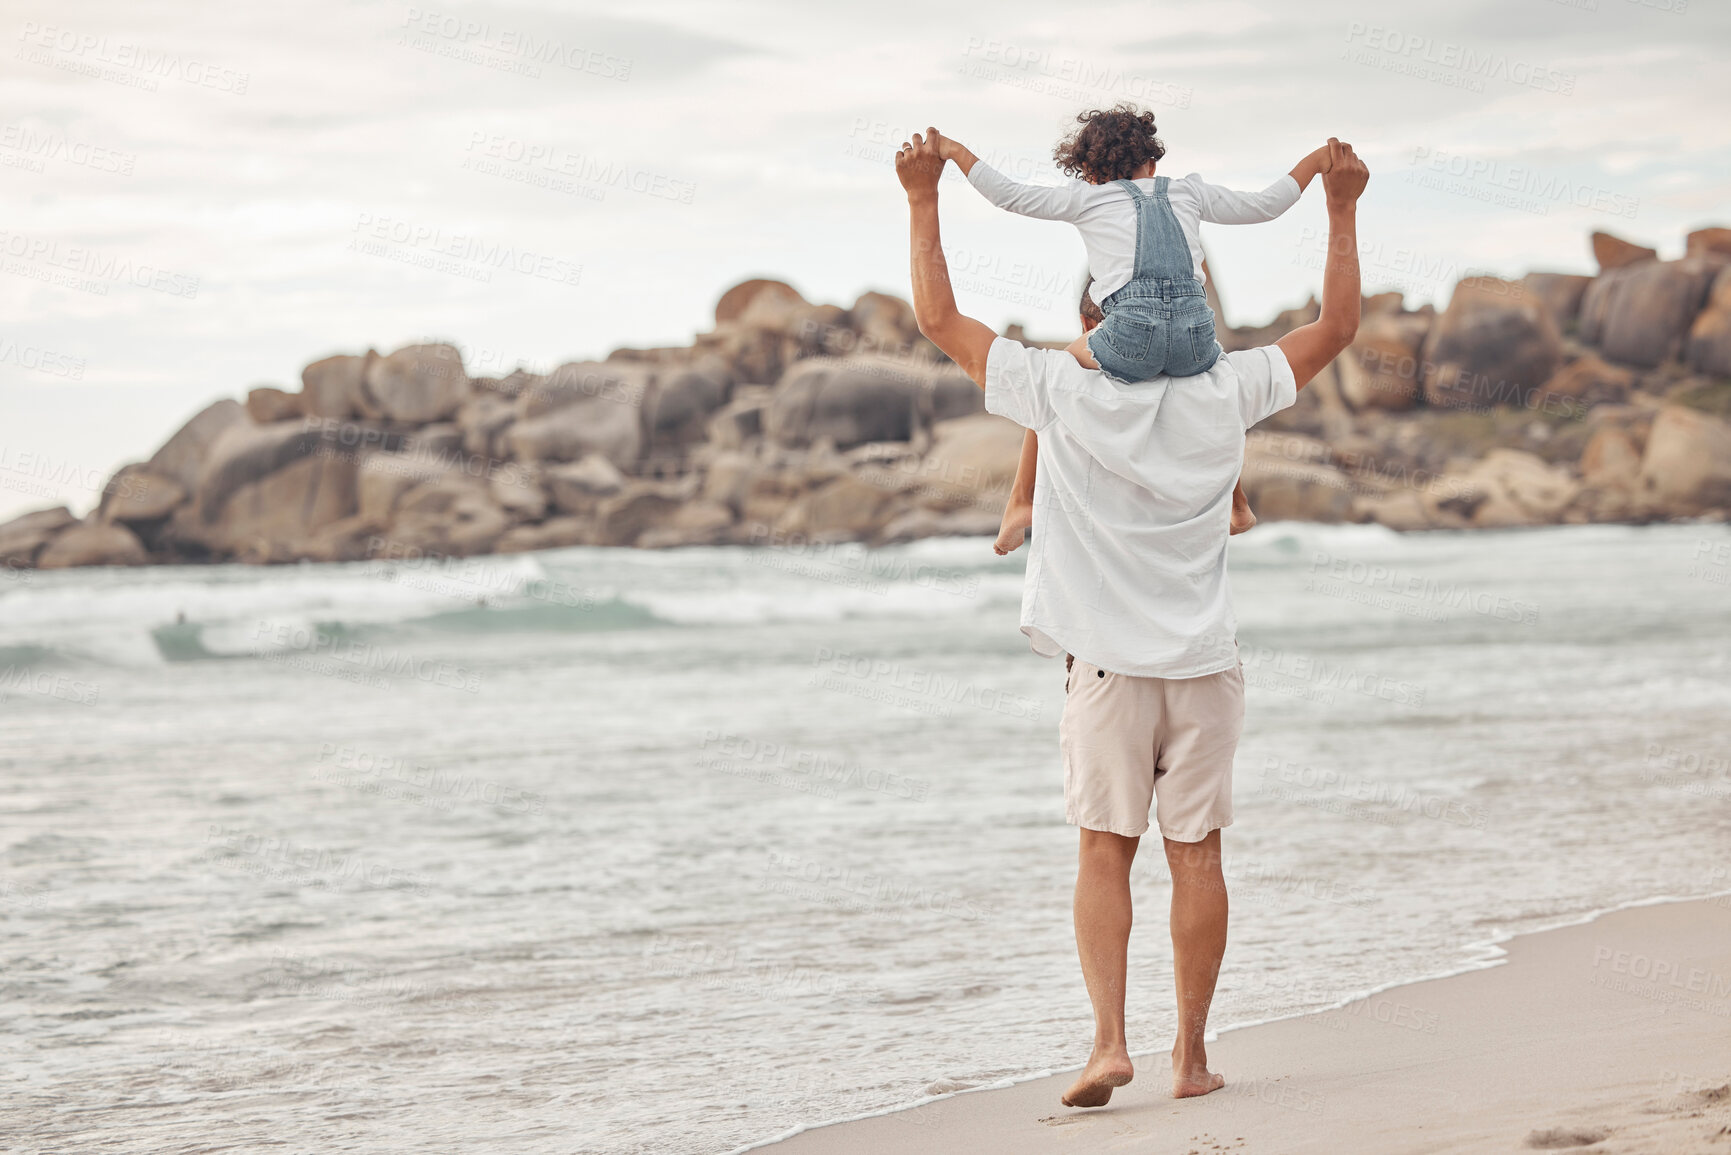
[983, 337, 1298, 678]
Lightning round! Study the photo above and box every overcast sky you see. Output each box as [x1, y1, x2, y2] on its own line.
[3, 0, 1728, 518]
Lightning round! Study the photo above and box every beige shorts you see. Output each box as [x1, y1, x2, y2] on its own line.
[1059, 656, 1245, 842]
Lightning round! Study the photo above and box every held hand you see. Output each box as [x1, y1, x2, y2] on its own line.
[1309, 143, 1333, 175]
[1321, 138, 1368, 208]
[896, 128, 945, 198]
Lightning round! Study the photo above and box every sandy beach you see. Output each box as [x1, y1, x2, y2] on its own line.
[758, 897, 1731, 1154]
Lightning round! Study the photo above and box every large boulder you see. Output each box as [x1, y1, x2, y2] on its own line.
[1540, 353, 1635, 407]
[457, 393, 518, 461]
[0, 506, 77, 566]
[902, 413, 1024, 510]
[1591, 231, 1657, 272]
[1520, 273, 1593, 331]
[1240, 436, 1356, 524]
[98, 465, 186, 526]
[929, 370, 985, 422]
[1338, 312, 1429, 412]
[508, 396, 643, 469]
[1421, 278, 1563, 411]
[715, 278, 806, 327]
[777, 475, 899, 540]
[170, 452, 361, 561]
[637, 500, 734, 549]
[707, 387, 773, 450]
[1686, 266, 1731, 379]
[765, 357, 929, 449]
[37, 522, 149, 569]
[546, 455, 626, 514]
[1638, 404, 1731, 512]
[246, 386, 304, 424]
[192, 420, 327, 521]
[362, 343, 470, 424]
[1579, 258, 1721, 368]
[592, 482, 687, 546]
[521, 361, 651, 419]
[145, 399, 247, 492]
[1579, 425, 1643, 489]
[642, 366, 729, 463]
[357, 452, 453, 523]
[385, 477, 512, 557]
[1459, 449, 1581, 527]
[301, 352, 378, 420]
[1685, 227, 1731, 262]
[847, 291, 919, 353]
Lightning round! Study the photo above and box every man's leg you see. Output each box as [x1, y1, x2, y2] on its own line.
[1063, 827, 1140, 1107]
[1164, 829, 1228, 1097]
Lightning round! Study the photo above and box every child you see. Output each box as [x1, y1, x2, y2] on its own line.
[929, 107, 1332, 554]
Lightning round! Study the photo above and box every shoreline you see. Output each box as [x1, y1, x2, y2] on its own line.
[747, 892, 1731, 1154]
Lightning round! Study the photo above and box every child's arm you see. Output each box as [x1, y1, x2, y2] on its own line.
[930, 130, 1088, 222]
[1188, 174, 1303, 225]
[1287, 144, 1334, 192]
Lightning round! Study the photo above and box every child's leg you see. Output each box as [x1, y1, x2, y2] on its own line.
[994, 427, 1039, 555]
[1065, 332, 1099, 370]
[1230, 477, 1256, 535]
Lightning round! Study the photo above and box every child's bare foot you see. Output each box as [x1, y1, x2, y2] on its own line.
[1061, 1049, 1134, 1108]
[994, 496, 1033, 556]
[1171, 1047, 1225, 1099]
[1230, 487, 1257, 535]
[1064, 332, 1099, 370]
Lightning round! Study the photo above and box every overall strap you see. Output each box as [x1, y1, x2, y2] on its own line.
[1113, 178, 1147, 200]
[1124, 173, 1193, 287]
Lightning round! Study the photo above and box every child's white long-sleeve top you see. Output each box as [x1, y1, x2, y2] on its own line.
[965, 162, 1301, 307]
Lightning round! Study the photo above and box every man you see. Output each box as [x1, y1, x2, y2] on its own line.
[893, 130, 1368, 1106]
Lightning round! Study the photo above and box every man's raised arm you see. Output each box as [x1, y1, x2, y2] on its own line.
[1277, 138, 1370, 390]
[896, 129, 998, 388]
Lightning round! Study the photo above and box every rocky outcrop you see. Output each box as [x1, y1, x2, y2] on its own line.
[1579, 258, 1722, 368]
[146, 400, 248, 492]
[364, 343, 470, 423]
[246, 387, 305, 424]
[0, 507, 77, 566]
[1686, 228, 1731, 262]
[1686, 266, 1731, 379]
[1420, 278, 1562, 411]
[765, 357, 930, 449]
[1638, 405, 1731, 513]
[302, 353, 377, 419]
[5, 224, 1730, 571]
[1339, 312, 1428, 411]
[1521, 273, 1592, 331]
[36, 522, 149, 568]
[1592, 231, 1657, 272]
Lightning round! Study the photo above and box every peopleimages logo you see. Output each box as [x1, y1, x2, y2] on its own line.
[1342, 23, 1576, 94]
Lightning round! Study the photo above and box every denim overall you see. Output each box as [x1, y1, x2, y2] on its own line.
[1086, 175, 1223, 383]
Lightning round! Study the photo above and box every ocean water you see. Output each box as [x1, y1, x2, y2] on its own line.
[3, 522, 1729, 1154]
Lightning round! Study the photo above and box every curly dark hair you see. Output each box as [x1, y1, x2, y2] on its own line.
[1054, 104, 1166, 185]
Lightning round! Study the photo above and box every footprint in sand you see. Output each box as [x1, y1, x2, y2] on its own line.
[1523, 1125, 1611, 1149]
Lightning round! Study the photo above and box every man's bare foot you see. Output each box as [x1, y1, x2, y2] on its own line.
[1229, 489, 1257, 535]
[1060, 1051, 1134, 1108]
[1171, 1048, 1225, 1099]
[994, 497, 1033, 556]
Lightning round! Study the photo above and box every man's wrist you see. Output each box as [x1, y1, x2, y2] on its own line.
[906, 190, 939, 208]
